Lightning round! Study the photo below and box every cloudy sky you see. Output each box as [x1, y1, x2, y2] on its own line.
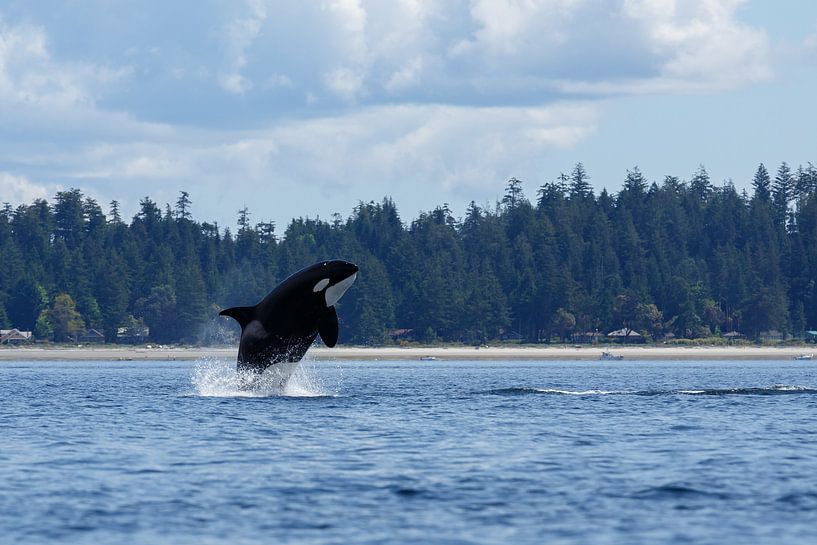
[1, 0, 816, 229]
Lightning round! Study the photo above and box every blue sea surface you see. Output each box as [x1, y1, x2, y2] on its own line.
[2, 358, 817, 544]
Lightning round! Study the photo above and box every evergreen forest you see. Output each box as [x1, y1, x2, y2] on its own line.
[2, 162, 817, 345]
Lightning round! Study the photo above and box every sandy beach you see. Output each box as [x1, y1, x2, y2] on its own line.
[0, 345, 814, 361]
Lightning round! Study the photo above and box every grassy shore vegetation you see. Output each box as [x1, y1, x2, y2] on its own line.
[1, 162, 817, 346]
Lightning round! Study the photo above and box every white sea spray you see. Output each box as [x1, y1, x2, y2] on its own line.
[190, 356, 331, 397]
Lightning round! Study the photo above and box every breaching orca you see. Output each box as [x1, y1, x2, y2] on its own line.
[219, 260, 358, 375]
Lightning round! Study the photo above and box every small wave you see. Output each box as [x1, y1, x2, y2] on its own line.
[189, 358, 330, 397]
[634, 484, 731, 501]
[485, 387, 622, 396]
[484, 385, 817, 397]
[538, 388, 620, 396]
[678, 385, 817, 396]
[777, 492, 817, 510]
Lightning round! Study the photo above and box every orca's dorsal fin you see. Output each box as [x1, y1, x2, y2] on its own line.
[219, 306, 255, 330]
[318, 306, 339, 347]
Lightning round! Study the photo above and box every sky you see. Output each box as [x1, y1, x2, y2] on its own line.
[1, 0, 816, 230]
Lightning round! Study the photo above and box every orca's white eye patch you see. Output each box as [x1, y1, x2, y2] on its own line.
[313, 278, 331, 292]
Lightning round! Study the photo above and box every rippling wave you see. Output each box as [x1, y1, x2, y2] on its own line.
[485, 385, 817, 396]
[633, 484, 733, 501]
[4, 359, 817, 544]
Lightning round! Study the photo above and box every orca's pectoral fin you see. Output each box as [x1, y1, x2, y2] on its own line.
[219, 306, 255, 330]
[318, 306, 339, 347]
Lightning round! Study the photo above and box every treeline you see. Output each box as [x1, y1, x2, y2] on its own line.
[2, 161, 817, 345]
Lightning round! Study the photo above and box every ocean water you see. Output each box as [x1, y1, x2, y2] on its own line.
[2, 358, 817, 545]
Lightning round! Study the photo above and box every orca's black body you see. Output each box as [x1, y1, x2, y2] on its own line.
[220, 260, 358, 374]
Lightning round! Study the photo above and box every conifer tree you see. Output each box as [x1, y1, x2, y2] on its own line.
[752, 163, 771, 202]
[175, 191, 192, 220]
[7, 279, 48, 331]
[2, 160, 817, 344]
[0, 300, 10, 328]
[53, 189, 85, 249]
[109, 200, 122, 224]
[772, 162, 793, 225]
[689, 164, 712, 200]
[569, 162, 593, 200]
[502, 178, 525, 210]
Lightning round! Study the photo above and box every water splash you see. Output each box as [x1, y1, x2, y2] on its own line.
[190, 357, 331, 397]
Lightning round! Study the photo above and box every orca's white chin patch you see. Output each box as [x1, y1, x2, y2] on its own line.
[325, 273, 357, 307]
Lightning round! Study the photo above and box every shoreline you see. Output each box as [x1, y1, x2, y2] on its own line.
[0, 345, 814, 361]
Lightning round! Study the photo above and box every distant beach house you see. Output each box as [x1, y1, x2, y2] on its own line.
[117, 326, 149, 344]
[78, 329, 105, 344]
[723, 331, 745, 342]
[759, 330, 785, 343]
[574, 331, 601, 344]
[498, 329, 524, 342]
[1, 329, 33, 345]
[386, 328, 415, 341]
[606, 328, 645, 344]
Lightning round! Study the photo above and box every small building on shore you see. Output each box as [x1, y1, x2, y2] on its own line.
[574, 331, 601, 344]
[723, 331, 745, 343]
[759, 330, 785, 343]
[606, 328, 645, 344]
[386, 328, 415, 342]
[117, 326, 150, 344]
[1, 329, 33, 345]
[78, 329, 105, 344]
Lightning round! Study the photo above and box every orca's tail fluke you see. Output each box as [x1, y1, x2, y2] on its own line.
[219, 306, 255, 330]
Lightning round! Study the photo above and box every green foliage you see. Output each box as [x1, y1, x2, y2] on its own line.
[343, 256, 395, 345]
[553, 308, 576, 342]
[0, 163, 816, 345]
[46, 293, 85, 342]
[7, 279, 48, 331]
[135, 285, 177, 343]
[753, 164, 772, 202]
[34, 310, 53, 340]
[0, 299, 10, 328]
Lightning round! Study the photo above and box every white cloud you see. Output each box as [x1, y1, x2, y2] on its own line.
[0, 17, 174, 163]
[325, 0, 367, 60]
[48, 102, 594, 211]
[263, 73, 293, 89]
[301, 0, 773, 105]
[321, 0, 368, 100]
[0, 172, 51, 203]
[0, 18, 128, 109]
[2, 99, 595, 224]
[0, 2, 786, 225]
[318, 0, 443, 100]
[802, 22, 817, 57]
[3, 2, 774, 115]
[446, 0, 772, 96]
[619, 0, 772, 91]
[464, 0, 581, 56]
[324, 67, 364, 100]
[384, 56, 424, 92]
[218, 0, 268, 94]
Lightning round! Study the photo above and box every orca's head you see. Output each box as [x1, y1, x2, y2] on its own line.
[303, 260, 359, 307]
